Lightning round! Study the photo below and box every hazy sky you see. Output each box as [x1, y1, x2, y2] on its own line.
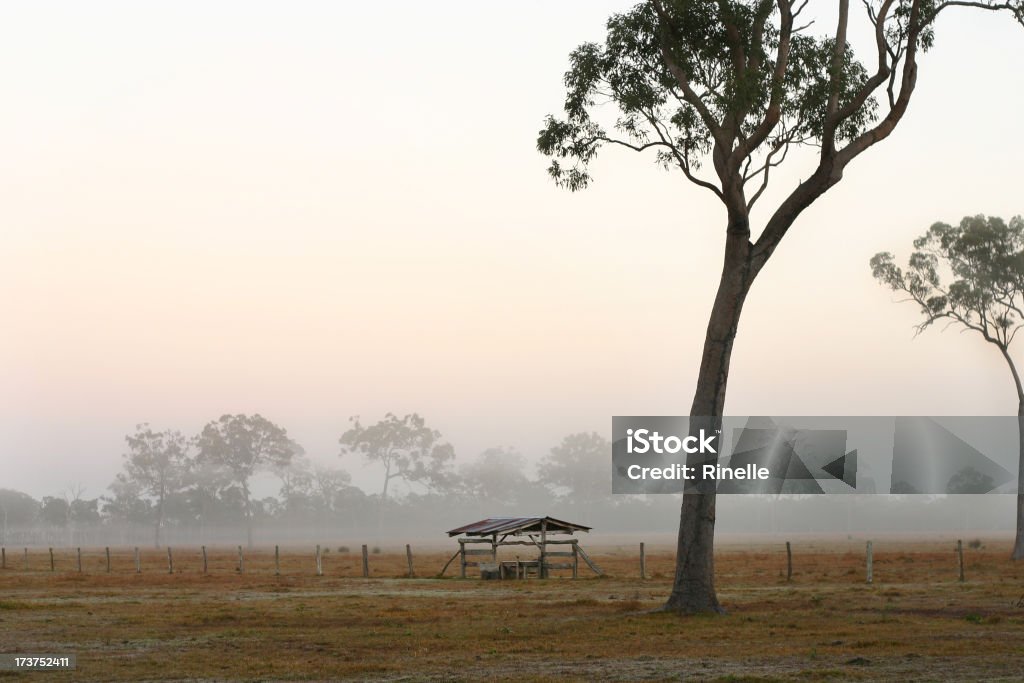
[2, 1, 1023, 499]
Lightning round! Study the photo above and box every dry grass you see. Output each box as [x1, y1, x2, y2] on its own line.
[2, 539, 1024, 681]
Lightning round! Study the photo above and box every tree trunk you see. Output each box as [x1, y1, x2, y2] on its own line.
[1015, 409, 1024, 560]
[154, 483, 164, 549]
[665, 227, 755, 614]
[999, 346, 1024, 560]
[242, 482, 254, 550]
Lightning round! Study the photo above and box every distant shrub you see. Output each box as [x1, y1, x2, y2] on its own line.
[968, 539, 983, 550]
[338, 546, 349, 553]
[372, 546, 381, 554]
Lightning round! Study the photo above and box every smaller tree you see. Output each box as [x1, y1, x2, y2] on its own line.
[0, 489, 40, 544]
[115, 424, 191, 548]
[871, 215, 1024, 559]
[39, 496, 70, 528]
[196, 414, 298, 548]
[339, 413, 456, 499]
[461, 447, 536, 511]
[537, 432, 612, 522]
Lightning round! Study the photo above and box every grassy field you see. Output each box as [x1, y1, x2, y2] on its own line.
[2, 539, 1024, 681]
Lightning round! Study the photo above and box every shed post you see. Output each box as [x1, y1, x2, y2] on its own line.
[572, 541, 579, 579]
[539, 519, 548, 579]
[459, 539, 467, 579]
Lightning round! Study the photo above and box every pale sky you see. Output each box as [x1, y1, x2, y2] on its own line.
[2, 1, 1023, 498]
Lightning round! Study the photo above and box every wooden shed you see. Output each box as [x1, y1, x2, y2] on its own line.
[445, 516, 602, 579]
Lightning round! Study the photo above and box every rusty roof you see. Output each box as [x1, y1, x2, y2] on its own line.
[446, 516, 591, 537]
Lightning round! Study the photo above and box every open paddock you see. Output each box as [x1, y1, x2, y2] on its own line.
[2, 539, 1023, 681]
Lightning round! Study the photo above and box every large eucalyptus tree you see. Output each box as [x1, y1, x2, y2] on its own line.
[539, 0, 1023, 612]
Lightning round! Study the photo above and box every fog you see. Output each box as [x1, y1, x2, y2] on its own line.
[2, 1, 1023, 542]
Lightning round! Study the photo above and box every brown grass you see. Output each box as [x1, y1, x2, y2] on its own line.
[2, 540, 1024, 681]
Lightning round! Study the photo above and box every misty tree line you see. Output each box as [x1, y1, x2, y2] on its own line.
[0, 413, 616, 548]
[2, 412, 1019, 549]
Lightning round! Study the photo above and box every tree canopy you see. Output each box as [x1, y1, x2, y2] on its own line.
[871, 216, 1024, 350]
[339, 413, 456, 499]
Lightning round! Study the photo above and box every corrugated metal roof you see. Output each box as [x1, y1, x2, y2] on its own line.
[447, 516, 591, 537]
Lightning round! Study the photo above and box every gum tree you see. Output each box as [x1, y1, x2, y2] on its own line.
[116, 424, 191, 548]
[339, 413, 456, 499]
[871, 215, 1024, 559]
[196, 414, 298, 548]
[539, 0, 1023, 612]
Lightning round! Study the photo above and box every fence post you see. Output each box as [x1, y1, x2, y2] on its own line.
[275, 545, 280, 576]
[2, 546, 5, 569]
[167, 547, 173, 575]
[640, 542, 647, 580]
[24, 547, 28, 570]
[237, 545, 244, 574]
[77, 547, 82, 573]
[866, 540, 873, 584]
[406, 544, 414, 578]
[105, 547, 111, 573]
[134, 547, 141, 574]
[201, 545, 208, 574]
[786, 541, 793, 582]
[361, 544, 369, 578]
[49, 547, 54, 572]
[957, 539, 965, 583]
[315, 544, 322, 576]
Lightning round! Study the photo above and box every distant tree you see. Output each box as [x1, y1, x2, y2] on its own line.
[102, 476, 153, 525]
[946, 467, 997, 495]
[537, 433, 611, 516]
[339, 413, 456, 499]
[275, 456, 355, 520]
[461, 447, 535, 509]
[69, 497, 100, 526]
[178, 458, 233, 537]
[196, 414, 298, 548]
[540, 0, 1024, 613]
[114, 424, 191, 548]
[275, 456, 317, 519]
[871, 215, 1024, 559]
[39, 496, 70, 527]
[0, 489, 40, 543]
[310, 466, 355, 515]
